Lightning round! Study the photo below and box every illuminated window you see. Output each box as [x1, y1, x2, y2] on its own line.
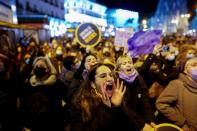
[61, 3, 64, 9]
[90, 5, 93, 10]
[86, 3, 90, 10]
[33, 5, 38, 13]
[51, 11, 54, 17]
[54, 0, 58, 7]
[26, 1, 30, 10]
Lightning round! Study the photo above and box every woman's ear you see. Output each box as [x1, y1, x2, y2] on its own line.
[90, 82, 96, 89]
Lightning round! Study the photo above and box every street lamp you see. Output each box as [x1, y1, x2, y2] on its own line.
[142, 19, 147, 25]
[142, 19, 147, 30]
[185, 14, 190, 18]
[171, 19, 178, 24]
[181, 13, 190, 18]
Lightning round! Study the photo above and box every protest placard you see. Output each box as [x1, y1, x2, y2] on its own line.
[75, 23, 101, 48]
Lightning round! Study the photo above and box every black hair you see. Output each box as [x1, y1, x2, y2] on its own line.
[80, 63, 115, 93]
[63, 56, 76, 70]
[72, 63, 113, 122]
[73, 53, 97, 80]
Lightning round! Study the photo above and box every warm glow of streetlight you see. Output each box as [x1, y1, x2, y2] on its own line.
[186, 14, 190, 18]
[171, 19, 178, 24]
[143, 24, 147, 28]
[142, 19, 147, 25]
[181, 13, 190, 18]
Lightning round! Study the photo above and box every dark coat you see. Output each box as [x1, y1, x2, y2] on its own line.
[66, 103, 144, 131]
[65, 73, 84, 103]
[120, 75, 155, 125]
[138, 54, 178, 87]
[19, 80, 65, 131]
[0, 80, 21, 131]
[66, 79, 80, 99]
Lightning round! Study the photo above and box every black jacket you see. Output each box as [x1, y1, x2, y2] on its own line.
[120, 76, 155, 125]
[19, 80, 65, 131]
[0, 80, 20, 131]
[66, 103, 144, 131]
[138, 54, 178, 87]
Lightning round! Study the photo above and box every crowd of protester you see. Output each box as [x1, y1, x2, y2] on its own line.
[0, 33, 197, 131]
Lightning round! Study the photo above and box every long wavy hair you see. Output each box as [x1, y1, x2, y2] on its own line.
[72, 63, 112, 122]
[73, 53, 97, 80]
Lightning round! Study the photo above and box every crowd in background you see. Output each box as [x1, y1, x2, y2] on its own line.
[0, 33, 197, 131]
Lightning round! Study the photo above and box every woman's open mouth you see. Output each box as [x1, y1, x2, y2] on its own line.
[105, 83, 114, 97]
[126, 68, 132, 72]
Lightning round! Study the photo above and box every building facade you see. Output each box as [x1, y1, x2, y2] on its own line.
[16, 0, 66, 40]
[107, 9, 139, 30]
[64, 0, 139, 37]
[64, 0, 107, 27]
[0, 0, 17, 24]
[190, 9, 197, 36]
[16, 0, 64, 19]
[150, 0, 189, 35]
[13, 0, 140, 39]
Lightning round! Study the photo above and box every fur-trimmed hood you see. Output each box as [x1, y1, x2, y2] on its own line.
[30, 57, 57, 87]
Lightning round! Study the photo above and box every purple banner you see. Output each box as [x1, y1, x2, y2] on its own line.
[128, 30, 162, 57]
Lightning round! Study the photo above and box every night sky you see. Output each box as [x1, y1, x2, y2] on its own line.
[97, 0, 197, 19]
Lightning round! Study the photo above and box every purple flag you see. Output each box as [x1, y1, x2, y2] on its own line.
[128, 30, 162, 57]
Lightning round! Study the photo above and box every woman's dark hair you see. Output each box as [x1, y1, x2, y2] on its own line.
[63, 56, 76, 70]
[73, 53, 97, 80]
[86, 63, 114, 82]
[72, 63, 113, 122]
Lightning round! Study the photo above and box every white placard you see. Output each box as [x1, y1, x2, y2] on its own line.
[114, 28, 134, 48]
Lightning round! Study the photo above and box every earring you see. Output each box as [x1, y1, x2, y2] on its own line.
[91, 82, 102, 98]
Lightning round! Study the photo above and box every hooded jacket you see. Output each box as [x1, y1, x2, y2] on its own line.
[156, 73, 197, 131]
[119, 75, 155, 127]
[30, 57, 57, 87]
[20, 57, 65, 131]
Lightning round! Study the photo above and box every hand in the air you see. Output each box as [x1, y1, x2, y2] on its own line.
[111, 79, 126, 107]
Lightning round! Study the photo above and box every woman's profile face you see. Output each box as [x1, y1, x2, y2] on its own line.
[94, 65, 115, 98]
[119, 57, 135, 76]
[85, 55, 97, 71]
[185, 58, 197, 76]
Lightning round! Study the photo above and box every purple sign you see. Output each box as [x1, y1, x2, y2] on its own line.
[128, 30, 162, 57]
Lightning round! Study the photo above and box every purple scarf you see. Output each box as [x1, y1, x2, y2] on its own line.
[82, 69, 89, 80]
[119, 70, 138, 83]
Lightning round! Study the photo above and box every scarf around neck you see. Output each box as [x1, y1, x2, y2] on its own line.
[82, 69, 89, 80]
[119, 69, 138, 83]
